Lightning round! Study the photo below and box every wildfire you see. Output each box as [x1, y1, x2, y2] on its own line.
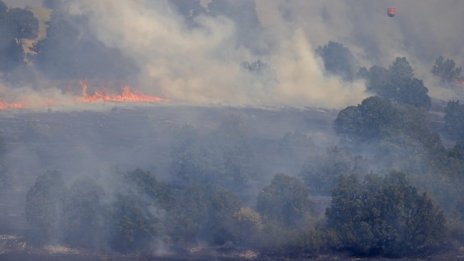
[79, 82, 164, 104]
[0, 82, 165, 111]
[0, 101, 24, 110]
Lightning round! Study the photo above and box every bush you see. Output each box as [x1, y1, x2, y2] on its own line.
[256, 174, 312, 228]
[326, 172, 446, 257]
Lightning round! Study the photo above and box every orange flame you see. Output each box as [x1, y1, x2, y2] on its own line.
[79, 82, 164, 103]
[0, 82, 165, 111]
[0, 101, 24, 110]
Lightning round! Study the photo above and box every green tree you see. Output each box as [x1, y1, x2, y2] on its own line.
[326, 172, 446, 257]
[256, 174, 312, 228]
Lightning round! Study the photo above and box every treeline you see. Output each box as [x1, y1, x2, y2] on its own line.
[25, 168, 447, 258]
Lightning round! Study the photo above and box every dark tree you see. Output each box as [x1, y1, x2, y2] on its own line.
[0, 3, 39, 72]
[35, 12, 135, 80]
[124, 169, 174, 210]
[62, 178, 106, 249]
[316, 41, 358, 81]
[334, 96, 398, 143]
[166, 184, 241, 245]
[432, 56, 463, 84]
[362, 57, 431, 110]
[299, 146, 367, 195]
[326, 172, 446, 257]
[170, 121, 257, 192]
[6, 8, 39, 39]
[108, 169, 170, 253]
[256, 173, 312, 228]
[25, 171, 67, 243]
[0, 1, 6, 15]
[169, 126, 221, 186]
[108, 193, 160, 253]
[444, 100, 464, 139]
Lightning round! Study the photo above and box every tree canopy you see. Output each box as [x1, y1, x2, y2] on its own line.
[360, 57, 431, 110]
[432, 56, 463, 84]
[316, 41, 358, 81]
[256, 173, 312, 228]
[326, 172, 446, 257]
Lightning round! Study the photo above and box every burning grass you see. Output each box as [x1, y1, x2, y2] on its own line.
[0, 82, 166, 111]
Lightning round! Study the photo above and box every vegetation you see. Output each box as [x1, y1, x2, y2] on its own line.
[326, 172, 446, 257]
[359, 57, 431, 109]
[256, 173, 312, 228]
[316, 41, 358, 81]
[432, 56, 463, 84]
[25, 171, 67, 243]
[0, 0, 38, 72]
[444, 100, 464, 140]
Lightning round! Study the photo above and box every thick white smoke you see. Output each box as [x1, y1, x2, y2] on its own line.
[256, 1, 464, 100]
[6, 0, 464, 108]
[66, 0, 366, 108]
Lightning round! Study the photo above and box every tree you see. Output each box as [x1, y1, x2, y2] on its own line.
[231, 207, 263, 244]
[316, 41, 358, 81]
[299, 146, 367, 195]
[34, 12, 135, 80]
[0, 1, 6, 15]
[62, 178, 106, 249]
[361, 57, 431, 110]
[334, 96, 398, 143]
[432, 56, 463, 84]
[25, 171, 67, 243]
[444, 100, 464, 140]
[0, 3, 38, 72]
[170, 122, 257, 192]
[108, 193, 161, 253]
[169, 125, 222, 186]
[389, 57, 414, 81]
[326, 172, 446, 257]
[108, 169, 171, 252]
[166, 184, 241, 245]
[256, 174, 312, 228]
[6, 8, 39, 39]
[123, 169, 174, 210]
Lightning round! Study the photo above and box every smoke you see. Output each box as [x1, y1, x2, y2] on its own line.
[0, 0, 462, 108]
[61, 0, 364, 108]
[0, 0, 461, 109]
[255, 0, 464, 100]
